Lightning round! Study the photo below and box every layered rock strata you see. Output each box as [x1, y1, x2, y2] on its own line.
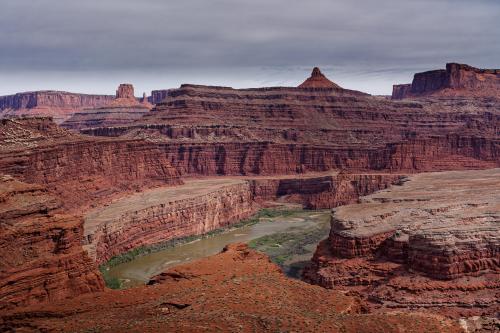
[0, 90, 114, 123]
[0, 175, 104, 310]
[61, 106, 149, 131]
[150, 89, 172, 104]
[84, 179, 256, 263]
[0, 117, 181, 211]
[107, 72, 499, 172]
[250, 172, 403, 209]
[0, 244, 463, 333]
[82, 171, 403, 264]
[392, 63, 500, 99]
[304, 168, 500, 317]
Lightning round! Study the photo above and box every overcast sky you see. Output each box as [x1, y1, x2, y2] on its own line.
[0, 0, 498, 95]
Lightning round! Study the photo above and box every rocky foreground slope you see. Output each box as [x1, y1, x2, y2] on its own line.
[0, 244, 462, 333]
[303, 169, 500, 318]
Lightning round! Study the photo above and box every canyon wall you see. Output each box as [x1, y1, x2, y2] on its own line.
[304, 169, 500, 317]
[60, 107, 149, 131]
[392, 63, 500, 99]
[84, 179, 256, 263]
[0, 91, 114, 110]
[0, 175, 104, 310]
[0, 118, 181, 211]
[250, 172, 403, 209]
[61, 83, 152, 131]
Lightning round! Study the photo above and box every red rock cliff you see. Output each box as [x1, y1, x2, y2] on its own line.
[0, 175, 104, 310]
[0, 91, 115, 123]
[392, 63, 500, 99]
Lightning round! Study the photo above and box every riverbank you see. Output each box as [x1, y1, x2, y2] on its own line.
[101, 208, 330, 289]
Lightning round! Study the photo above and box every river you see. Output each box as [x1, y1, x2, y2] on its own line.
[105, 209, 331, 288]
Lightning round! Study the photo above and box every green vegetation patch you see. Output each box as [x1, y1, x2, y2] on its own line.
[248, 216, 330, 278]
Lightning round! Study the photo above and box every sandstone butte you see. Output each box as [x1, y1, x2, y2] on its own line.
[0, 64, 499, 332]
[0, 83, 151, 124]
[392, 63, 500, 99]
[61, 83, 152, 131]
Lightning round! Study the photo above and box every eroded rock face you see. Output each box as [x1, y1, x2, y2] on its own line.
[0, 117, 181, 212]
[61, 106, 150, 131]
[0, 244, 463, 333]
[84, 179, 257, 263]
[392, 63, 500, 99]
[0, 91, 114, 123]
[250, 172, 403, 209]
[304, 169, 500, 317]
[0, 175, 104, 310]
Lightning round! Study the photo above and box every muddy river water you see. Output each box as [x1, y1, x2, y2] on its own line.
[106, 209, 331, 288]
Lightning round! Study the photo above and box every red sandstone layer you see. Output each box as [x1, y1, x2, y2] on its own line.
[0, 91, 115, 123]
[298, 67, 342, 89]
[0, 117, 181, 212]
[0, 175, 104, 310]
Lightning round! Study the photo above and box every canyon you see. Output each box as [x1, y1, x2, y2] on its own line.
[0, 64, 499, 332]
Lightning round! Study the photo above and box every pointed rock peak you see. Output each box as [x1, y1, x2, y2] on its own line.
[299, 67, 341, 89]
[311, 67, 322, 77]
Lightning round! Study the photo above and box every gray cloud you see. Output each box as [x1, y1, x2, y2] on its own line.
[0, 0, 498, 95]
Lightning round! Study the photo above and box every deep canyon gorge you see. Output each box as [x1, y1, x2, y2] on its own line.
[0, 64, 499, 332]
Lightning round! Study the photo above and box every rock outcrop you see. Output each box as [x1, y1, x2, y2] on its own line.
[392, 63, 500, 99]
[0, 175, 104, 310]
[0, 244, 463, 333]
[0, 91, 114, 123]
[304, 169, 500, 317]
[116, 83, 135, 99]
[298, 67, 342, 89]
